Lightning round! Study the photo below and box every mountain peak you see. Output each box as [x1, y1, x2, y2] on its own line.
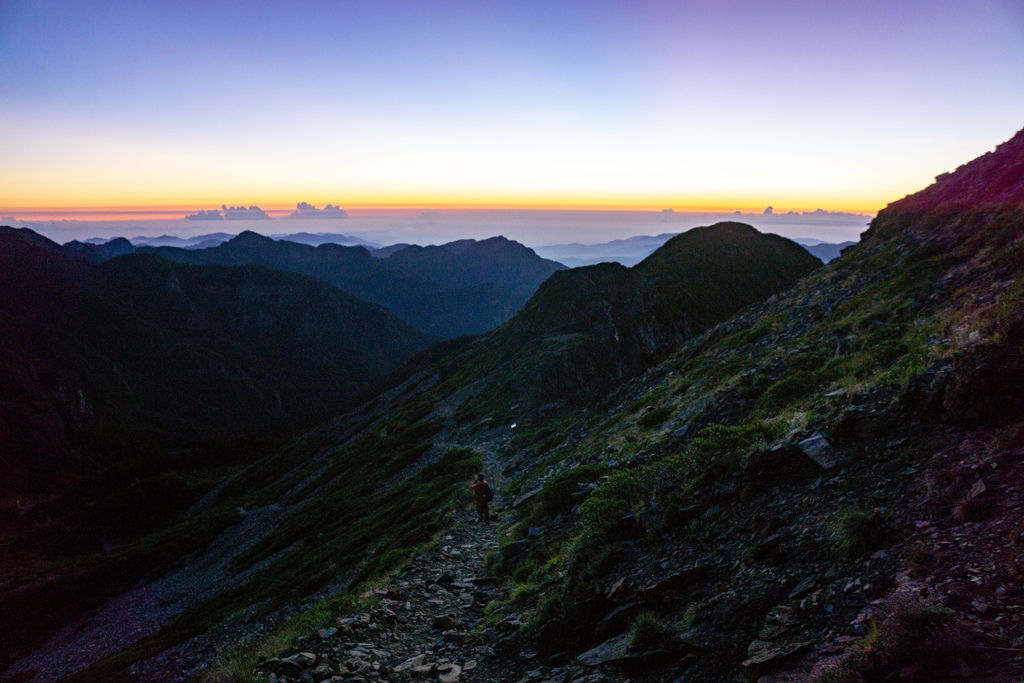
[231, 230, 272, 244]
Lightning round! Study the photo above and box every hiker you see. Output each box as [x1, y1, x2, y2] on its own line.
[470, 473, 494, 523]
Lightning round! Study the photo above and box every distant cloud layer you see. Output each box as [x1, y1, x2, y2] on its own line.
[288, 202, 348, 219]
[186, 209, 224, 221]
[185, 205, 270, 220]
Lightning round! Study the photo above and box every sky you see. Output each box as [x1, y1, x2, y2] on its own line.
[1, 0, 1023, 226]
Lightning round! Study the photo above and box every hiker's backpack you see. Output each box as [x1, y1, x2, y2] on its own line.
[484, 484, 495, 502]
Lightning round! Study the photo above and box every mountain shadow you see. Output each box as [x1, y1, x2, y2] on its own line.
[0, 228, 436, 495]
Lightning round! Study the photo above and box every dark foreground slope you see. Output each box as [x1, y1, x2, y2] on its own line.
[143, 232, 565, 338]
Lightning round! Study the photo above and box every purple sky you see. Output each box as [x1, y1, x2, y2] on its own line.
[1, 0, 1022, 234]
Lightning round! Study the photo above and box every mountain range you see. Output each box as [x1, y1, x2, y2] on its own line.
[138, 233, 565, 338]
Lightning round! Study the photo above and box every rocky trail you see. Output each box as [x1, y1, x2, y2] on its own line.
[255, 446, 612, 683]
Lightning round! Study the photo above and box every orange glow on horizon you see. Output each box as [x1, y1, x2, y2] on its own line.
[1, 193, 882, 222]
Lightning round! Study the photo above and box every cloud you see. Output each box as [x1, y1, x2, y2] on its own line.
[221, 205, 270, 220]
[287, 202, 348, 219]
[185, 209, 224, 220]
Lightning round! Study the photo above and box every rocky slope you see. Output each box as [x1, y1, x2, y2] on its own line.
[476, 128, 1024, 680]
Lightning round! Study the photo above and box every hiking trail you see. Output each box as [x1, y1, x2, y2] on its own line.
[253, 444, 611, 682]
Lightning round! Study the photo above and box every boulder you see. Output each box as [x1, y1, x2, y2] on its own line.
[514, 486, 544, 508]
[411, 662, 438, 675]
[639, 566, 709, 604]
[438, 663, 462, 682]
[577, 633, 631, 667]
[797, 433, 842, 469]
[393, 653, 425, 673]
[593, 601, 643, 641]
[741, 640, 812, 678]
[578, 633, 698, 671]
[606, 576, 631, 602]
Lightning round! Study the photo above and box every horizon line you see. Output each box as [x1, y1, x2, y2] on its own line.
[2, 202, 878, 222]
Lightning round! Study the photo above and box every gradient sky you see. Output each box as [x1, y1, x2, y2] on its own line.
[1, 0, 1022, 215]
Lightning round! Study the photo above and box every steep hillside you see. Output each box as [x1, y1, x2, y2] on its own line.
[475, 223, 821, 406]
[476, 129, 1024, 680]
[143, 232, 564, 338]
[151, 129, 1024, 682]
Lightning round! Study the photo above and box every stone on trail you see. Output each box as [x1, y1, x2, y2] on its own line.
[286, 652, 317, 668]
[797, 433, 842, 469]
[393, 653, 426, 673]
[438, 662, 463, 682]
[318, 626, 338, 640]
[577, 633, 631, 667]
[412, 661, 438, 675]
[741, 640, 812, 678]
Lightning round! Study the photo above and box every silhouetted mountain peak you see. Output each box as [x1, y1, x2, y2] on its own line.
[886, 126, 1024, 213]
[230, 230, 273, 245]
[484, 222, 820, 405]
[0, 225, 62, 251]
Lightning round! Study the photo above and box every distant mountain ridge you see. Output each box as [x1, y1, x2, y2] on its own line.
[537, 232, 857, 267]
[140, 232, 565, 338]
[801, 240, 856, 262]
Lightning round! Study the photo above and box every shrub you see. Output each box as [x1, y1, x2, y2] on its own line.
[638, 405, 673, 429]
[831, 508, 891, 559]
[629, 611, 674, 650]
[536, 463, 607, 517]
